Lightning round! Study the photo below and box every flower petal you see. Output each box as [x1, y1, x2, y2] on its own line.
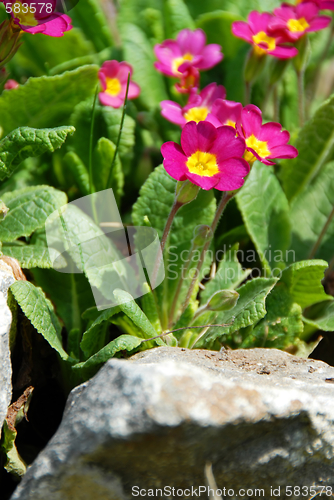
[269, 144, 298, 159]
[177, 28, 206, 55]
[99, 92, 123, 108]
[308, 15, 331, 31]
[161, 142, 188, 181]
[211, 126, 245, 162]
[181, 121, 217, 157]
[241, 105, 263, 138]
[214, 158, 250, 191]
[232, 21, 253, 42]
[161, 100, 185, 127]
[195, 44, 223, 69]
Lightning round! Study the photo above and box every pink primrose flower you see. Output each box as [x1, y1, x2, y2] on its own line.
[3, 0, 72, 36]
[154, 29, 223, 79]
[206, 99, 243, 129]
[160, 83, 226, 127]
[161, 121, 250, 191]
[269, 2, 331, 41]
[232, 11, 298, 59]
[174, 66, 200, 94]
[297, 0, 334, 11]
[237, 104, 298, 165]
[98, 60, 140, 108]
[4, 78, 19, 89]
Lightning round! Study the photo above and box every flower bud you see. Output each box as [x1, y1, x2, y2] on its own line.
[206, 289, 239, 312]
[175, 180, 200, 205]
[269, 58, 290, 86]
[293, 35, 310, 73]
[0, 20, 22, 70]
[4, 79, 19, 90]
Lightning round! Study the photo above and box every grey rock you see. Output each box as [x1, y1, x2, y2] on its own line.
[11, 346, 334, 500]
[0, 265, 15, 438]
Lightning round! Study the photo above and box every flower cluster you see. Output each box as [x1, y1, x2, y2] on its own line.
[154, 28, 223, 94]
[232, 1, 331, 59]
[2, 0, 72, 37]
[160, 82, 297, 190]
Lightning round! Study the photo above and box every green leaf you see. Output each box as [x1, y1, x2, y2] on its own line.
[70, 0, 113, 52]
[63, 151, 90, 196]
[303, 300, 334, 331]
[0, 65, 98, 135]
[32, 269, 95, 334]
[10, 281, 69, 360]
[93, 137, 124, 202]
[197, 277, 278, 346]
[1, 420, 26, 478]
[11, 28, 95, 75]
[0, 126, 75, 181]
[164, 0, 195, 38]
[80, 306, 120, 358]
[2, 244, 66, 269]
[236, 162, 291, 273]
[280, 92, 334, 202]
[280, 260, 331, 309]
[120, 23, 168, 110]
[196, 11, 243, 60]
[200, 244, 251, 304]
[0, 186, 67, 242]
[72, 335, 142, 376]
[114, 289, 164, 343]
[132, 165, 216, 313]
[140, 282, 162, 334]
[70, 101, 135, 168]
[289, 162, 334, 262]
[242, 284, 303, 349]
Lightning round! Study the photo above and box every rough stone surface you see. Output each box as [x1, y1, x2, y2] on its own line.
[0, 265, 15, 438]
[11, 347, 334, 500]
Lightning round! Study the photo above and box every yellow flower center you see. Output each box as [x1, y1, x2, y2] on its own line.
[172, 53, 193, 75]
[186, 151, 219, 177]
[287, 17, 310, 33]
[252, 31, 276, 55]
[13, 1, 38, 26]
[245, 135, 271, 161]
[105, 77, 122, 97]
[184, 107, 209, 123]
[226, 119, 236, 128]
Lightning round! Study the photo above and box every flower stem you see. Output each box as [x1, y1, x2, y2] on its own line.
[151, 200, 183, 289]
[88, 86, 99, 195]
[106, 73, 130, 190]
[245, 81, 251, 105]
[297, 69, 305, 128]
[309, 204, 334, 259]
[180, 192, 234, 314]
[273, 84, 279, 122]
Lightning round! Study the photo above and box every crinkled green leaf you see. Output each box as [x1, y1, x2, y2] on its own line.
[280, 93, 334, 202]
[120, 23, 168, 110]
[63, 151, 90, 196]
[197, 277, 278, 346]
[0, 186, 67, 242]
[0, 65, 98, 135]
[303, 300, 334, 331]
[10, 281, 69, 360]
[164, 0, 195, 38]
[289, 162, 334, 262]
[2, 244, 66, 269]
[32, 268, 95, 335]
[93, 137, 124, 203]
[236, 162, 291, 273]
[280, 260, 331, 309]
[12, 28, 94, 75]
[70, 100, 135, 168]
[72, 335, 142, 376]
[114, 289, 164, 343]
[70, 0, 113, 52]
[80, 306, 120, 358]
[200, 244, 251, 304]
[0, 126, 75, 181]
[242, 284, 303, 349]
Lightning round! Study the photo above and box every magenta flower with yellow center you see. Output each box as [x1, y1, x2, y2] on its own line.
[269, 2, 331, 41]
[237, 105, 298, 165]
[3, 0, 72, 37]
[154, 29, 223, 78]
[98, 61, 140, 108]
[160, 83, 226, 127]
[232, 11, 298, 59]
[161, 121, 250, 191]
